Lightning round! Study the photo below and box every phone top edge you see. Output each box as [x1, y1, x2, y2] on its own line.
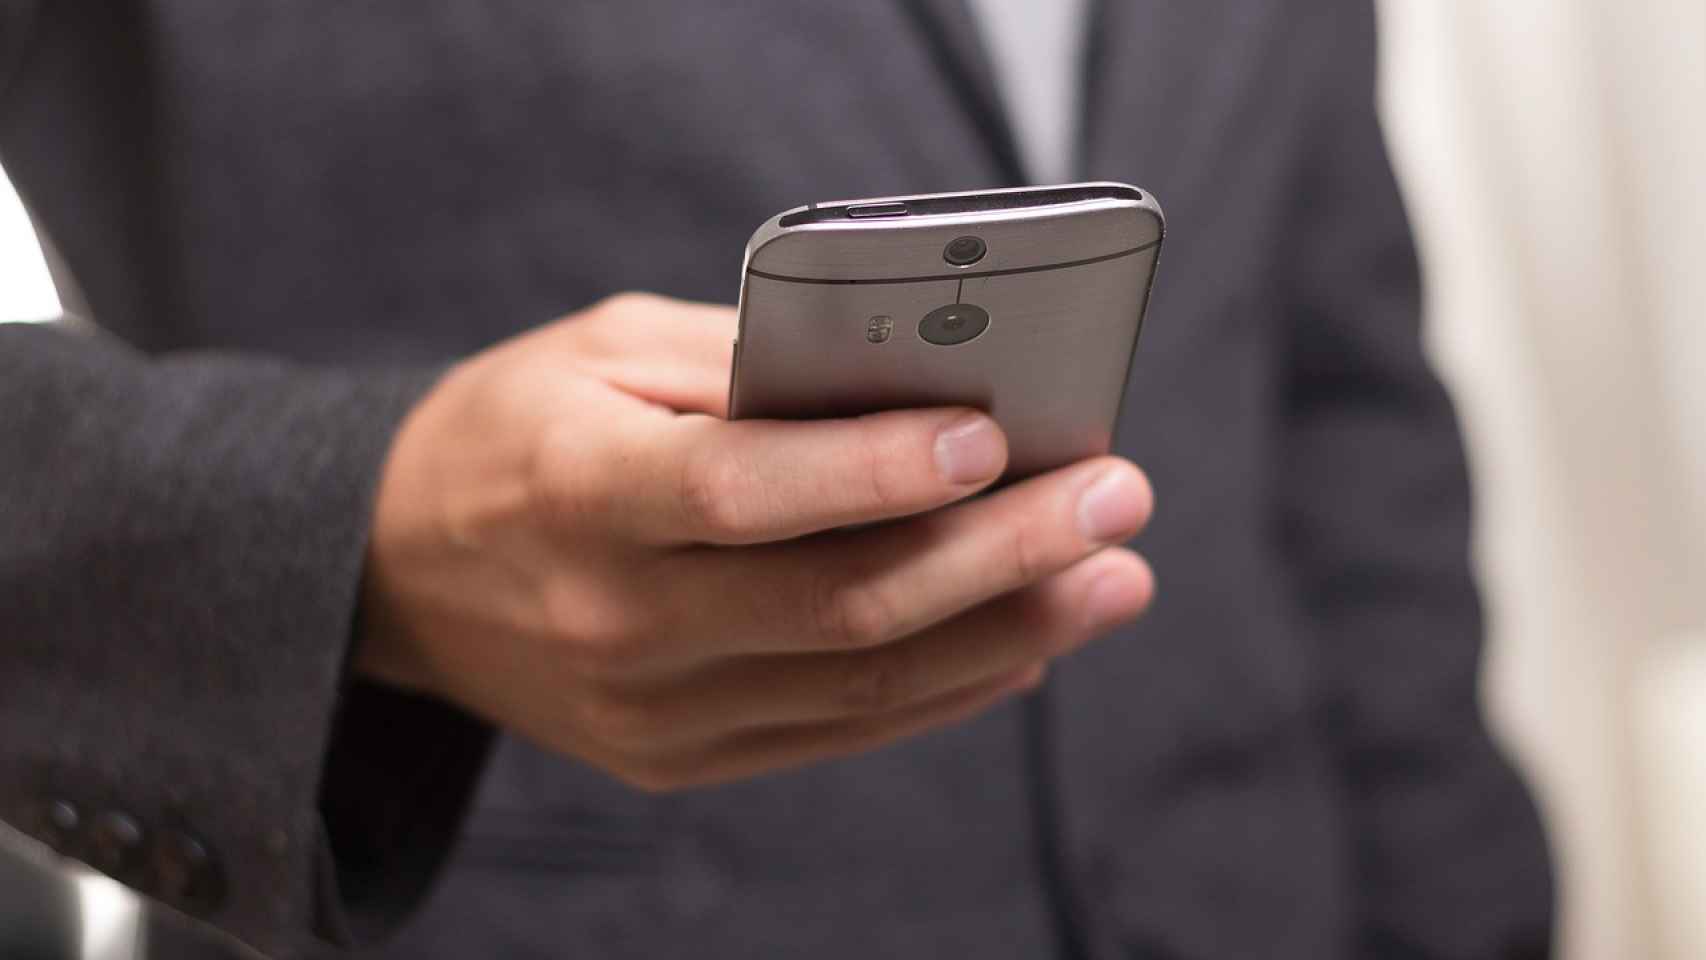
[741, 181, 1164, 277]
[777, 182, 1144, 227]
[798, 181, 1142, 215]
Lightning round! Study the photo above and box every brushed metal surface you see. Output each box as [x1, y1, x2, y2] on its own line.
[731, 183, 1163, 480]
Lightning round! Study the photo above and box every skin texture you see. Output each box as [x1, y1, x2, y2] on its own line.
[357, 293, 1154, 792]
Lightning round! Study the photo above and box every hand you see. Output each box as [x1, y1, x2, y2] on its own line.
[357, 293, 1154, 791]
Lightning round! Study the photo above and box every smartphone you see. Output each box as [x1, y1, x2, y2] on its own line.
[729, 182, 1164, 481]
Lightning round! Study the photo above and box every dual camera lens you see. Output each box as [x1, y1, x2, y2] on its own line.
[920, 236, 989, 344]
[866, 237, 992, 346]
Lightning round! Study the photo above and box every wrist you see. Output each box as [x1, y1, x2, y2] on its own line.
[352, 528, 446, 695]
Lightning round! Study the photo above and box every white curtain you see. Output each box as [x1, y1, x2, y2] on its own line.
[1378, 1, 1706, 957]
[0, 166, 57, 323]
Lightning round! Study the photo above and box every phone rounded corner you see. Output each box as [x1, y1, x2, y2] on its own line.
[1111, 183, 1164, 247]
[1139, 196, 1166, 245]
[1076, 181, 1164, 249]
[742, 209, 803, 275]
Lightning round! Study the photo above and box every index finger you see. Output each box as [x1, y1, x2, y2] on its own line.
[552, 293, 738, 416]
[601, 407, 1009, 545]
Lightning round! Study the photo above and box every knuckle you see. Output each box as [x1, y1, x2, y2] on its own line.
[541, 586, 640, 676]
[576, 292, 665, 347]
[852, 423, 906, 514]
[809, 574, 899, 649]
[538, 579, 586, 639]
[998, 517, 1050, 589]
[526, 407, 632, 531]
[592, 290, 655, 319]
[676, 444, 753, 539]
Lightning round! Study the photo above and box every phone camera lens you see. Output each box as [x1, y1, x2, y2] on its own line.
[943, 235, 987, 266]
[919, 303, 990, 345]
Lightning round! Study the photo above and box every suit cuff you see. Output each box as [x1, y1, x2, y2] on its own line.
[315, 679, 493, 945]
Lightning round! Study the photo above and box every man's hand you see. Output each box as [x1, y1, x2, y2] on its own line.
[357, 293, 1154, 791]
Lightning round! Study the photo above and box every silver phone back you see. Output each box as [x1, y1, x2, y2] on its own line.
[730, 183, 1164, 479]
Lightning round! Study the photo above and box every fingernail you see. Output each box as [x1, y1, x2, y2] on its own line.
[1076, 467, 1147, 542]
[934, 414, 1005, 485]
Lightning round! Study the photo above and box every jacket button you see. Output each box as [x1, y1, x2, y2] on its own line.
[151, 829, 225, 913]
[86, 811, 145, 879]
[32, 799, 82, 852]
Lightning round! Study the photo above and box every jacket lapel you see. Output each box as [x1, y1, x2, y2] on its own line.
[898, 0, 1027, 187]
[1083, 0, 1291, 195]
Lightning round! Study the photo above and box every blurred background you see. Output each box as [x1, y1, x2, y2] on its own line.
[1, 2, 1702, 958]
[1378, 2, 1706, 958]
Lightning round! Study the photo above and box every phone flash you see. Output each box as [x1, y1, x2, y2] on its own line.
[866, 315, 894, 343]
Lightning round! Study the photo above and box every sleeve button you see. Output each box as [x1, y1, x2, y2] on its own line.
[86, 811, 145, 879]
[20, 799, 81, 853]
[47, 800, 80, 834]
[43, 800, 81, 849]
[152, 829, 225, 912]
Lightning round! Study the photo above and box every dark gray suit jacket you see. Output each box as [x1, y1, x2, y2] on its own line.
[0, 2, 1554, 958]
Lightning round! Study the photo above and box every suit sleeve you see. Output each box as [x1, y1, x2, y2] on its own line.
[0, 324, 490, 956]
[1276, 6, 1555, 958]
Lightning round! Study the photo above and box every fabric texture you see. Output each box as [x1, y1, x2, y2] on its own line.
[0, 0, 1554, 958]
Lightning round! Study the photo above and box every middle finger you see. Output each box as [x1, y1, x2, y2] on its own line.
[654, 455, 1152, 661]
